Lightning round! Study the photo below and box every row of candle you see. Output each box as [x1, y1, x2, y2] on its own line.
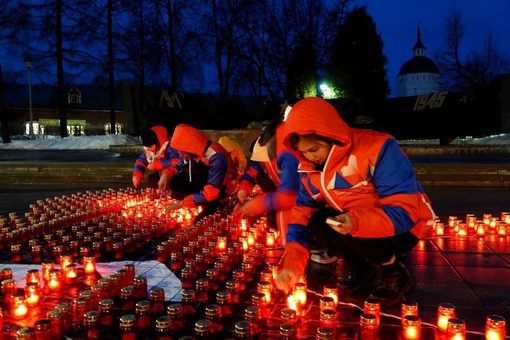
[0, 188, 190, 248]
[434, 213, 510, 237]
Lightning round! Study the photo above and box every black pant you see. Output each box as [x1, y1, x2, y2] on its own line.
[309, 207, 418, 264]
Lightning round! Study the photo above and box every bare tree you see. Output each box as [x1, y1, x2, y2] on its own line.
[434, 9, 509, 92]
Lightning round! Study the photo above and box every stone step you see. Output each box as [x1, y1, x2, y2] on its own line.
[1, 162, 510, 188]
[0, 162, 133, 189]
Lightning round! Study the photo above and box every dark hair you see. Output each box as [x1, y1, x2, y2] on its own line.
[259, 120, 281, 145]
[141, 127, 159, 147]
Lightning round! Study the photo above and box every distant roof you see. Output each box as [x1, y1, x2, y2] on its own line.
[398, 55, 439, 75]
[4, 84, 124, 110]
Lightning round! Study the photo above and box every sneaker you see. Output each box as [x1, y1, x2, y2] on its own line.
[335, 257, 376, 292]
[310, 249, 338, 264]
[369, 261, 413, 307]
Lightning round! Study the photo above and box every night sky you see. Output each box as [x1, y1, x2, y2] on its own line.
[362, 0, 510, 97]
[3, 0, 508, 99]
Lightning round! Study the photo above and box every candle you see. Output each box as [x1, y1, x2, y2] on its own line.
[435, 222, 445, 236]
[11, 293, 28, 319]
[83, 256, 96, 275]
[292, 282, 307, 307]
[42, 261, 55, 282]
[64, 263, 78, 284]
[476, 224, 486, 236]
[24, 282, 41, 306]
[401, 300, 419, 326]
[402, 315, 422, 339]
[323, 284, 339, 306]
[257, 281, 272, 304]
[437, 303, 456, 332]
[48, 269, 62, 290]
[1, 278, 17, 303]
[216, 235, 227, 252]
[26, 269, 41, 285]
[364, 297, 381, 326]
[266, 231, 275, 247]
[485, 314, 506, 340]
[446, 318, 466, 340]
[59, 254, 73, 273]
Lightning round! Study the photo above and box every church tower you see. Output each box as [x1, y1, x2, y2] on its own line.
[396, 25, 441, 97]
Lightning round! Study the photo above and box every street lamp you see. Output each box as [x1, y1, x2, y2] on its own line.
[24, 60, 35, 139]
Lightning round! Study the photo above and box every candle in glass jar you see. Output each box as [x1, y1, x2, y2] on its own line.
[402, 315, 421, 339]
[83, 256, 96, 275]
[64, 263, 78, 284]
[323, 284, 339, 306]
[446, 318, 466, 340]
[48, 269, 62, 290]
[437, 303, 456, 332]
[485, 314, 506, 340]
[11, 293, 28, 319]
[435, 222, 445, 236]
[42, 261, 55, 282]
[292, 282, 307, 306]
[24, 282, 41, 306]
[26, 269, 41, 286]
[59, 254, 73, 274]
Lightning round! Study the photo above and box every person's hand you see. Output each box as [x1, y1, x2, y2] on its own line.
[166, 201, 183, 212]
[274, 268, 300, 294]
[147, 162, 156, 171]
[236, 196, 266, 218]
[328, 213, 354, 234]
[238, 189, 249, 202]
[158, 174, 169, 190]
[132, 176, 141, 188]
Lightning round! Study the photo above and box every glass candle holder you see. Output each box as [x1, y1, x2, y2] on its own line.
[364, 297, 381, 326]
[402, 315, 422, 340]
[26, 269, 41, 286]
[320, 308, 337, 330]
[42, 261, 55, 283]
[485, 314, 506, 340]
[64, 263, 78, 284]
[83, 256, 96, 275]
[401, 300, 419, 325]
[1, 278, 17, 303]
[292, 281, 307, 307]
[437, 303, 456, 332]
[257, 281, 272, 304]
[59, 254, 73, 274]
[323, 284, 339, 306]
[24, 282, 41, 306]
[11, 293, 29, 319]
[47, 269, 62, 290]
[446, 318, 466, 339]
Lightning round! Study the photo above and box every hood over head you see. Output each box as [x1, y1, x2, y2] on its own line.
[282, 97, 352, 160]
[218, 136, 241, 153]
[171, 124, 209, 160]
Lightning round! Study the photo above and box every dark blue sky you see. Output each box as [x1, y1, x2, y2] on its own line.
[3, 0, 508, 99]
[362, 0, 510, 97]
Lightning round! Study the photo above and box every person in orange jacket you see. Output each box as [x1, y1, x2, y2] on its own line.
[274, 97, 436, 308]
[165, 124, 238, 221]
[233, 121, 300, 244]
[132, 126, 181, 190]
[218, 135, 248, 179]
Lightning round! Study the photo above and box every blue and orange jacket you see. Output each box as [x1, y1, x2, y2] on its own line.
[238, 123, 300, 239]
[133, 126, 181, 180]
[281, 97, 436, 273]
[170, 124, 238, 208]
